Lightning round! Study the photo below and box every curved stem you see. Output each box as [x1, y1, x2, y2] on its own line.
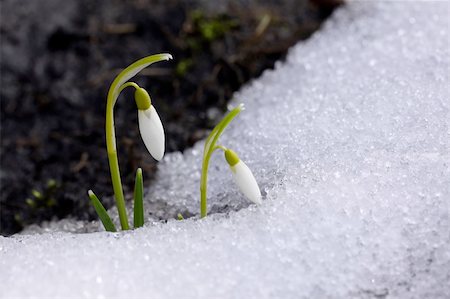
[106, 82, 143, 230]
[105, 82, 141, 230]
[200, 104, 244, 218]
[213, 145, 228, 152]
[118, 81, 140, 94]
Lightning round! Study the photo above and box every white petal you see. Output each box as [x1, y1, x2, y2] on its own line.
[138, 106, 165, 161]
[231, 161, 262, 204]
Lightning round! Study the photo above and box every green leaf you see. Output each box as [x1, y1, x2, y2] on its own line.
[88, 190, 117, 232]
[133, 168, 144, 228]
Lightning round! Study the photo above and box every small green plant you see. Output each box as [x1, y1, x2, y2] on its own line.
[87, 53, 173, 232]
[88, 55, 261, 232]
[200, 104, 261, 218]
[26, 179, 59, 210]
[190, 10, 238, 42]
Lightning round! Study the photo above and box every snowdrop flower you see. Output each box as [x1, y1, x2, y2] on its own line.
[200, 104, 262, 218]
[224, 149, 262, 205]
[88, 53, 172, 231]
[134, 87, 165, 161]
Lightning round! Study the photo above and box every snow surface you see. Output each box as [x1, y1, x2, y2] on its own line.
[1, 1, 449, 298]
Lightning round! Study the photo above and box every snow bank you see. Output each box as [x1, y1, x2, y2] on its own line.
[1, 2, 449, 298]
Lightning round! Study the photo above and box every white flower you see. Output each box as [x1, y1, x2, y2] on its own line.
[138, 105, 165, 161]
[134, 87, 165, 161]
[107, 53, 172, 160]
[225, 149, 262, 204]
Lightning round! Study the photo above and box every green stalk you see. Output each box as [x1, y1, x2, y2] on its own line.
[133, 168, 144, 228]
[105, 53, 172, 230]
[200, 104, 244, 218]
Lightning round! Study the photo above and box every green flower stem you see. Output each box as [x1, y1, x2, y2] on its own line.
[200, 104, 244, 218]
[213, 145, 228, 152]
[118, 81, 140, 93]
[105, 82, 142, 230]
[200, 157, 211, 218]
[106, 103, 129, 230]
[105, 53, 172, 230]
[199, 144, 228, 217]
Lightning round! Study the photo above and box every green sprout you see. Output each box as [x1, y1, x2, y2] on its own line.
[26, 179, 59, 210]
[175, 58, 193, 76]
[88, 53, 173, 232]
[200, 104, 262, 218]
[190, 10, 238, 42]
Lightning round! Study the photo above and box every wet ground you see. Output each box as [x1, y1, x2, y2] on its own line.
[0, 0, 340, 235]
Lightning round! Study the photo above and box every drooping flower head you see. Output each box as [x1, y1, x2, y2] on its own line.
[106, 53, 172, 161]
[134, 87, 165, 161]
[224, 149, 262, 205]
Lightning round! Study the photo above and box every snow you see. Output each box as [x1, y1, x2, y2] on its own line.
[1, 1, 449, 298]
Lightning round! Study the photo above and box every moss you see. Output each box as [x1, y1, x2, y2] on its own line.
[190, 10, 238, 42]
[28, 179, 60, 211]
[175, 58, 194, 76]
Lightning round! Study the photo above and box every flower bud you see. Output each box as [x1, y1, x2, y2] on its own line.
[138, 105, 165, 161]
[134, 87, 151, 110]
[224, 149, 262, 205]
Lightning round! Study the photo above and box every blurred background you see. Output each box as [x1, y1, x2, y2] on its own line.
[0, 0, 341, 236]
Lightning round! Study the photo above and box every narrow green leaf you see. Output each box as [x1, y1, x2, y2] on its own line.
[88, 190, 117, 232]
[133, 168, 144, 228]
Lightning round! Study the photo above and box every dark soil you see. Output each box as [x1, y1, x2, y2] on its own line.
[0, 0, 341, 235]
